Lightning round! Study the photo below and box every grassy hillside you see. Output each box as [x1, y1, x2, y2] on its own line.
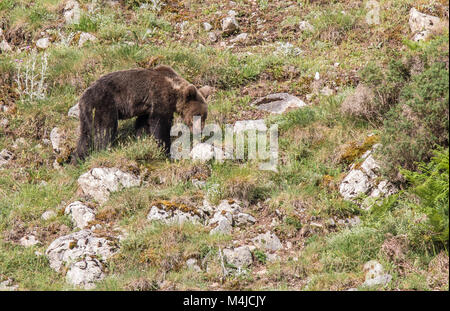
[0, 0, 448, 291]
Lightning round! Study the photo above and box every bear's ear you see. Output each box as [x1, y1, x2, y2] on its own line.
[184, 84, 198, 101]
[198, 86, 212, 100]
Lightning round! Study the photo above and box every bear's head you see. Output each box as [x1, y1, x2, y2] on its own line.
[178, 84, 210, 130]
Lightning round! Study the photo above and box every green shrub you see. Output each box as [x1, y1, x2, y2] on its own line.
[380, 61, 449, 177]
[401, 148, 449, 245]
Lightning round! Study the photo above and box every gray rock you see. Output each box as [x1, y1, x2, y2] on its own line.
[65, 201, 96, 229]
[209, 211, 233, 235]
[339, 169, 371, 200]
[66, 258, 105, 289]
[36, 37, 50, 50]
[203, 22, 213, 32]
[409, 8, 440, 34]
[41, 210, 57, 220]
[340, 145, 397, 203]
[275, 42, 302, 56]
[251, 93, 307, 114]
[222, 16, 239, 35]
[252, 231, 282, 252]
[230, 33, 248, 44]
[68, 103, 80, 118]
[0, 118, 8, 128]
[234, 213, 256, 227]
[45, 229, 118, 272]
[77, 167, 141, 203]
[223, 246, 252, 268]
[208, 32, 218, 42]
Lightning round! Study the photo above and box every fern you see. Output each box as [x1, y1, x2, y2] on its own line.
[401, 148, 449, 244]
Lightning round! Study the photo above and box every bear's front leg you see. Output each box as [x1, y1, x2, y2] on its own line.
[135, 115, 173, 156]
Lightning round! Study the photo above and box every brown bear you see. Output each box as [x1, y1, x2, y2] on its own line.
[72, 65, 210, 162]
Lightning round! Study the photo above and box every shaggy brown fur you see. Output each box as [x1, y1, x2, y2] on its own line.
[72, 65, 209, 162]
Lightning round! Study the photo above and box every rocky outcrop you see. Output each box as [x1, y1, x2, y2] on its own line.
[339, 144, 397, 207]
[147, 202, 205, 225]
[45, 230, 119, 289]
[251, 93, 307, 114]
[66, 258, 105, 289]
[77, 167, 141, 203]
[146, 199, 255, 235]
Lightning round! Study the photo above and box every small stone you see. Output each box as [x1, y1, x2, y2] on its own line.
[36, 37, 50, 50]
[208, 32, 218, 42]
[222, 16, 239, 35]
[19, 235, 41, 247]
[203, 22, 213, 32]
[230, 33, 248, 44]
